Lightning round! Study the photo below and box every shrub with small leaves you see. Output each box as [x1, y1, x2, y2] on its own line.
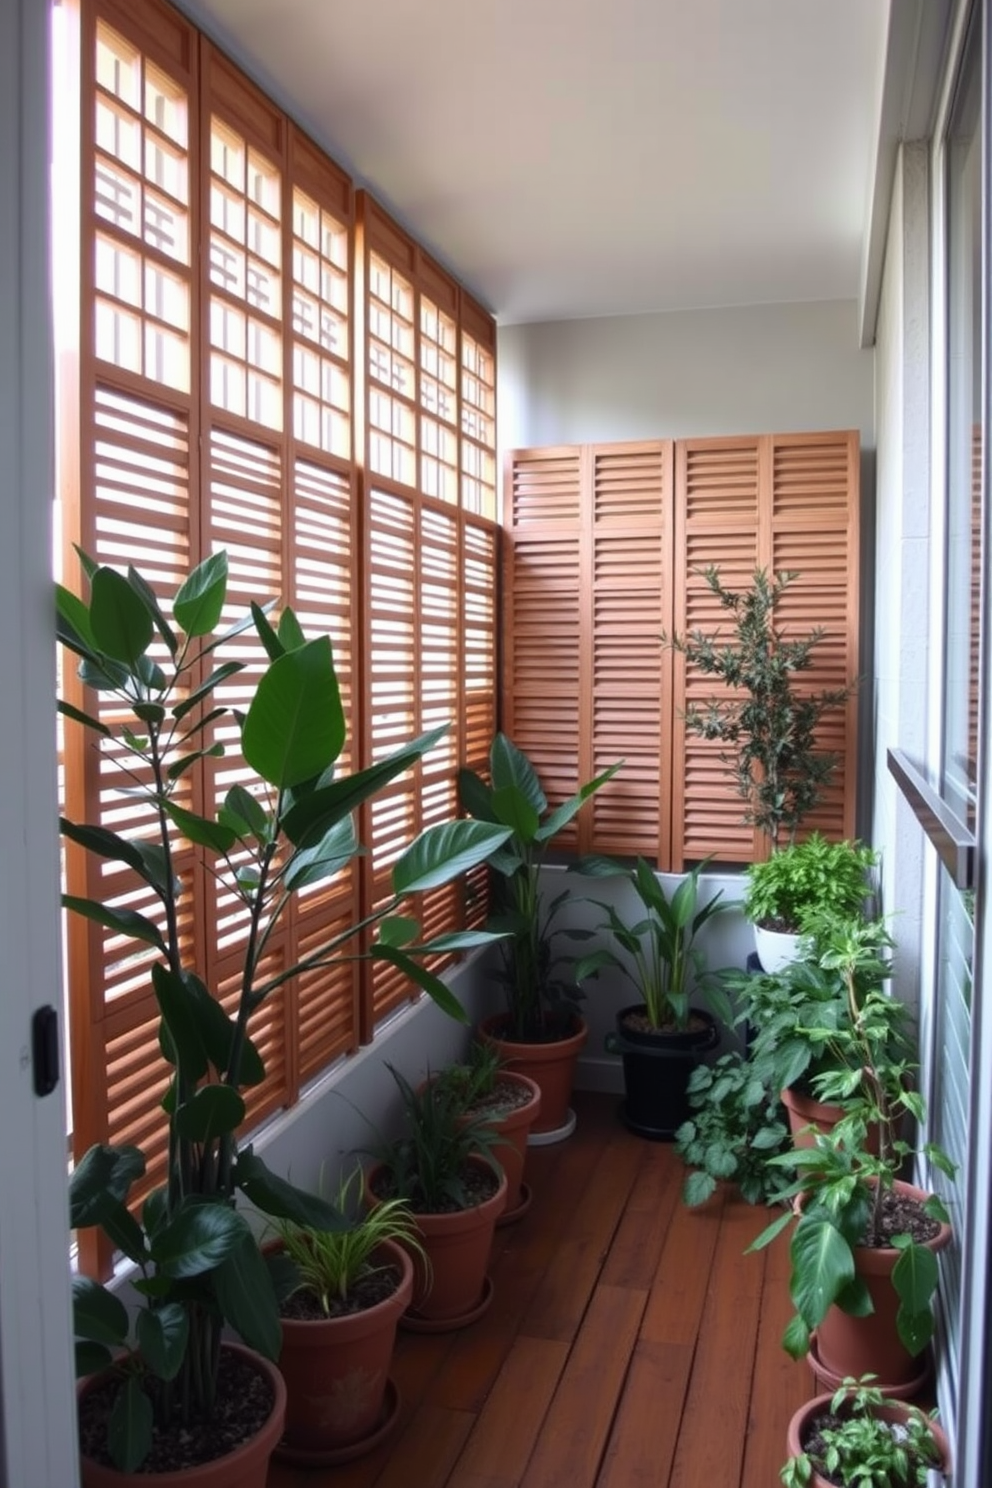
[674, 1052, 789, 1206]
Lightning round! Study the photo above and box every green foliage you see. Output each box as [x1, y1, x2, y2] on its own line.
[431, 1040, 505, 1108]
[457, 734, 623, 1041]
[663, 567, 856, 848]
[674, 1052, 790, 1205]
[573, 855, 730, 1032]
[272, 1166, 425, 1315]
[59, 552, 513, 1470]
[744, 833, 878, 932]
[781, 1378, 944, 1488]
[747, 918, 956, 1362]
[370, 1064, 507, 1213]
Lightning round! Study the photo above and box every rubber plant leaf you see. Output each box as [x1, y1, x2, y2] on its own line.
[282, 726, 446, 845]
[88, 566, 154, 666]
[173, 550, 229, 637]
[242, 636, 345, 790]
[173, 1084, 246, 1144]
[61, 894, 165, 952]
[369, 942, 468, 1022]
[108, 1374, 153, 1474]
[135, 1303, 189, 1381]
[489, 732, 547, 814]
[212, 1229, 282, 1362]
[151, 1200, 249, 1279]
[392, 820, 513, 896]
[72, 1276, 129, 1347]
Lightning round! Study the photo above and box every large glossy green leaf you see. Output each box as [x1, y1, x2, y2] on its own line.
[76, 1340, 114, 1379]
[174, 1084, 245, 1143]
[55, 582, 98, 655]
[892, 1239, 938, 1318]
[126, 566, 178, 657]
[77, 655, 133, 691]
[162, 800, 238, 855]
[73, 1276, 129, 1347]
[456, 766, 498, 823]
[242, 637, 345, 789]
[790, 1219, 855, 1330]
[282, 726, 447, 846]
[251, 600, 285, 661]
[277, 605, 307, 653]
[392, 820, 513, 895]
[61, 894, 165, 952]
[489, 734, 546, 813]
[213, 1231, 282, 1361]
[410, 929, 509, 954]
[89, 567, 154, 666]
[491, 784, 540, 842]
[70, 1144, 145, 1225]
[57, 699, 111, 736]
[152, 964, 209, 1082]
[896, 1304, 934, 1356]
[152, 1201, 248, 1278]
[220, 784, 270, 842]
[135, 1303, 188, 1380]
[180, 971, 265, 1085]
[108, 1374, 153, 1473]
[283, 816, 358, 891]
[234, 1149, 350, 1230]
[59, 818, 168, 893]
[368, 942, 468, 1022]
[535, 759, 624, 843]
[173, 551, 228, 637]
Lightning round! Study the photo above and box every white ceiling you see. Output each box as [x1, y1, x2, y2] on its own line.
[182, 0, 890, 326]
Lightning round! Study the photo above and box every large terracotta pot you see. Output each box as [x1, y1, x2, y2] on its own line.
[814, 1178, 953, 1394]
[79, 1344, 286, 1488]
[459, 1070, 541, 1222]
[479, 1014, 587, 1136]
[786, 1390, 951, 1486]
[365, 1155, 507, 1329]
[781, 1086, 886, 1155]
[275, 1238, 413, 1461]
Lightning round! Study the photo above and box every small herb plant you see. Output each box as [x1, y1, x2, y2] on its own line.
[663, 567, 855, 848]
[272, 1166, 425, 1316]
[573, 856, 731, 1032]
[458, 734, 622, 1041]
[782, 1377, 945, 1488]
[749, 918, 956, 1360]
[674, 1052, 790, 1206]
[370, 1064, 506, 1213]
[744, 834, 878, 933]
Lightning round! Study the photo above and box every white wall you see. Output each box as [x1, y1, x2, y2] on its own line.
[871, 143, 932, 1018]
[498, 298, 875, 452]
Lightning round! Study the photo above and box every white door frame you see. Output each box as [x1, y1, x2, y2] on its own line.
[0, 0, 80, 1482]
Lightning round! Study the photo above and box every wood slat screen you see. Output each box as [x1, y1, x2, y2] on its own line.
[66, 0, 497, 1276]
[503, 431, 859, 873]
[356, 195, 498, 1028]
[502, 443, 671, 855]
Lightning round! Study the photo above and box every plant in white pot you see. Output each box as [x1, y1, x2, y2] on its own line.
[743, 833, 878, 974]
[58, 551, 511, 1483]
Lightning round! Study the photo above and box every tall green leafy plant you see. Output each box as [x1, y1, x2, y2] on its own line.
[58, 552, 511, 1471]
[457, 734, 622, 1042]
[663, 567, 856, 848]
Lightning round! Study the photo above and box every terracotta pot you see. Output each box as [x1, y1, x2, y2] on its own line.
[786, 1390, 951, 1485]
[479, 1014, 587, 1135]
[79, 1343, 286, 1488]
[365, 1155, 507, 1327]
[275, 1238, 413, 1457]
[781, 1085, 849, 1150]
[814, 1178, 953, 1393]
[460, 1070, 541, 1221]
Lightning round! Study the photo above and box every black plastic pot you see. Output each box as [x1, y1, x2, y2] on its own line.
[607, 1004, 720, 1140]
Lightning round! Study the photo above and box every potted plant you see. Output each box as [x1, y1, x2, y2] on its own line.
[744, 833, 879, 974]
[732, 920, 913, 1149]
[58, 552, 511, 1482]
[749, 918, 956, 1393]
[664, 566, 857, 851]
[782, 1378, 951, 1487]
[433, 1041, 542, 1223]
[573, 856, 732, 1138]
[675, 1051, 790, 1205]
[268, 1167, 423, 1465]
[457, 733, 622, 1139]
[364, 1064, 509, 1330]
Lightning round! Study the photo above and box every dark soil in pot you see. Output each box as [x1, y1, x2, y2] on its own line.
[78, 1350, 274, 1474]
[278, 1265, 402, 1322]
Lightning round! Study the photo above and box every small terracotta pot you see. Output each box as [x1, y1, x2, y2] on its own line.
[781, 1086, 884, 1155]
[365, 1155, 507, 1326]
[276, 1238, 413, 1456]
[479, 1014, 587, 1134]
[460, 1070, 541, 1220]
[814, 1178, 953, 1393]
[786, 1390, 951, 1485]
[78, 1343, 286, 1488]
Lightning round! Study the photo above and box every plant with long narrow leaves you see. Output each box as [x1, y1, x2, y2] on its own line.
[457, 734, 623, 1041]
[747, 917, 956, 1363]
[572, 854, 731, 1031]
[59, 551, 512, 1471]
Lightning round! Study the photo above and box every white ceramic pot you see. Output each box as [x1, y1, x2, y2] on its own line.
[753, 923, 804, 974]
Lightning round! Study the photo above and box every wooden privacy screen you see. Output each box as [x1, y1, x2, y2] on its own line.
[503, 432, 860, 870]
[66, 0, 497, 1275]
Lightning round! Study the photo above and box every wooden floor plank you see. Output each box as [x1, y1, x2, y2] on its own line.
[639, 1180, 726, 1345]
[600, 1142, 681, 1291]
[740, 1216, 809, 1488]
[372, 1405, 475, 1488]
[595, 1339, 695, 1488]
[666, 1196, 766, 1488]
[520, 1284, 647, 1488]
[446, 1336, 570, 1488]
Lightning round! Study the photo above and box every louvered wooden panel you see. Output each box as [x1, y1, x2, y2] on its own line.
[104, 995, 173, 1199]
[681, 440, 761, 525]
[216, 949, 288, 1128]
[296, 897, 359, 1082]
[508, 448, 582, 526]
[588, 443, 669, 856]
[772, 436, 852, 521]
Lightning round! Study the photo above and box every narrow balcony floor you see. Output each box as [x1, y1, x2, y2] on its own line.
[269, 1089, 809, 1488]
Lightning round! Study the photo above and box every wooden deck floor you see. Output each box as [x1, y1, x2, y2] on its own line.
[268, 1090, 810, 1488]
